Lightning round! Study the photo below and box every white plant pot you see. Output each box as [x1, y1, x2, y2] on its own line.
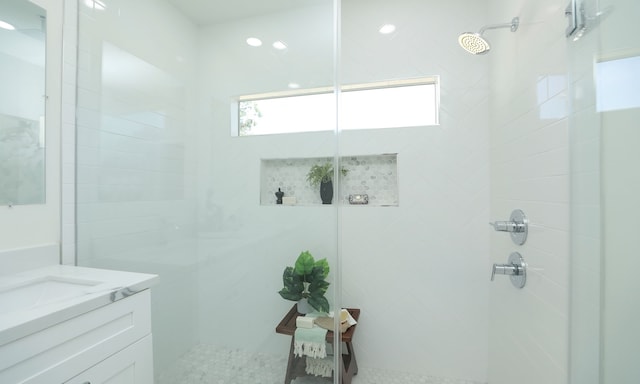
[297, 298, 313, 314]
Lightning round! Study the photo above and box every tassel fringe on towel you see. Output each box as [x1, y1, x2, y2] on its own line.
[294, 340, 327, 358]
[305, 356, 334, 378]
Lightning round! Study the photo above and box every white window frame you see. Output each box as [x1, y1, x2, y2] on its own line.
[233, 76, 439, 136]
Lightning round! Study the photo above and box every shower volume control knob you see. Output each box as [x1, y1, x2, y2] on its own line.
[489, 209, 528, 245]
[490, 252, 526, 289]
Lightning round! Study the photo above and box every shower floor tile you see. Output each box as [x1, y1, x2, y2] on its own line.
[156, 344, 485, 384]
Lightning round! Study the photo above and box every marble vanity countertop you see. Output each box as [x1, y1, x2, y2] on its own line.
[0, 265, 158, 346]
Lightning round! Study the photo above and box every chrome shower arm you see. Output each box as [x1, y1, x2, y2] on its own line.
[478, 17, 519, 34]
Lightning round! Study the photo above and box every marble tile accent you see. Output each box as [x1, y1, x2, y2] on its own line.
[157, 344, 486, 384]
[339, 155, 398, 206]
[261, 157, 330, 206]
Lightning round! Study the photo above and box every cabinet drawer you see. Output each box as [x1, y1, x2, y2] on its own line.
[0, 290, 151, 384]
[65, 334, 153, 384]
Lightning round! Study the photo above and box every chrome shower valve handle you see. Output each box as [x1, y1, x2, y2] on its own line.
[490, 263, 520, 281]
[491, 252, 527, 289]
[489, 221, 525, 233]
[489, 209, 528, 245]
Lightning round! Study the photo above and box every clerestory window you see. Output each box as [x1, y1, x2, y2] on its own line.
[234, 77, 439, 136]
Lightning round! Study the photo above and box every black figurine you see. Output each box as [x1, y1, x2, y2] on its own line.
[275, 188, 284, 204]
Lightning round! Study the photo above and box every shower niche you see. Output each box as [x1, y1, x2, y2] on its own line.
[260, 154, 399, 206]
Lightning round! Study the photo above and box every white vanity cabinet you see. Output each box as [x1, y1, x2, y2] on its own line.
[0, 266, 157, 384]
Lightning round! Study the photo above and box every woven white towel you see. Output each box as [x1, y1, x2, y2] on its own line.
[294, 327, 327, 358]
[305, 355, 333, 377]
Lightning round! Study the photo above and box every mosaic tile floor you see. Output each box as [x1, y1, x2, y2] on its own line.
[156, 344, 485, 384]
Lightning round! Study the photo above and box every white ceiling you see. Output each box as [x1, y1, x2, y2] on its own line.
[166, 0, 327, 26]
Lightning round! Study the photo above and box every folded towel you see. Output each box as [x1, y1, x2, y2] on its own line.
[294, 326, 327, 358]
[305, 355, 333, 377]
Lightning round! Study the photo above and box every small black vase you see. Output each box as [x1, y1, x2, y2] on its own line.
[319, 180, 333, 204]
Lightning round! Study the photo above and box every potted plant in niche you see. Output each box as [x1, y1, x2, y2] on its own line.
[306, 162, 348, 204]
[278, 250, 330, 313]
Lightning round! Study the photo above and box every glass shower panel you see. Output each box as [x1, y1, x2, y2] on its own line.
[570, 0, 640, 382]
[75, 0, 339, 382]
[192, 2, 339, 383]
[597, 0, 640, 382]
[568, 0, 602, 381]
[75, 0, 200, 376]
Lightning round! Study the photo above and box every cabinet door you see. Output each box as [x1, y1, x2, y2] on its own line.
[65, 334, 153, 384]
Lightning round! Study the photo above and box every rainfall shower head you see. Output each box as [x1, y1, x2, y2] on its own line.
[458, 33, 491, 55]
[458, 17, 519, 55]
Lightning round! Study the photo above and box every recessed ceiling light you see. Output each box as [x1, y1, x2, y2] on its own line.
[273, 41, 287, 50]
[246, 37, 263, 47]
[379, 24, 396, 34]
[288, 83, 300, 89]
[0, 20, 15, 30]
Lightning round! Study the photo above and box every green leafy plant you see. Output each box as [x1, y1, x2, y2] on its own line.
[306, 162, 348, 187]
[278, 250, 330, 313]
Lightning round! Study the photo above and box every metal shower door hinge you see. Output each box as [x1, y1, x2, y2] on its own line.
[565, 0, 586, 39]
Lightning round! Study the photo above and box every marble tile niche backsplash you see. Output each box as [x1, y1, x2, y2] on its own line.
[260, 154, 398, 206]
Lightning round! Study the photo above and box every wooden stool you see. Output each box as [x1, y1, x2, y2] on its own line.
[276, 305, 360, 384]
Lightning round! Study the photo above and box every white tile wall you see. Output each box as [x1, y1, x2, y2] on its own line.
[487, 0, 570, 383]
[340, 0, 491, 380]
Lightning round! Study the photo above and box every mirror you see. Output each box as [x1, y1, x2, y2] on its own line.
[0, 0, 46, 206]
